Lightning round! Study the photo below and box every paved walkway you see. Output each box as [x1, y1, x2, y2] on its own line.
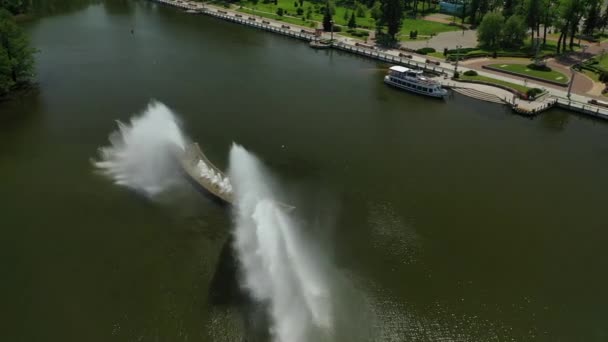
[462, 58, 596, 96]
[401, 29, 477, 50]
[154, 0, 608, 118]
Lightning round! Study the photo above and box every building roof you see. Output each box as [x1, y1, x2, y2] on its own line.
[389, 66, 410, 73]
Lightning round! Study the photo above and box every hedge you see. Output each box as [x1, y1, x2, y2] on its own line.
[416, 47, 436, 55]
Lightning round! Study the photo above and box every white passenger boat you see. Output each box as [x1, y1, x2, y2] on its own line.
[384, 65, 448, 98]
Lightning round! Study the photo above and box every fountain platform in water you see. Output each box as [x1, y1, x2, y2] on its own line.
[179, 142, 234, 206]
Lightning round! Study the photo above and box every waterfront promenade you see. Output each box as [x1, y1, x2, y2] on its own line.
[151, 0, 608, 121]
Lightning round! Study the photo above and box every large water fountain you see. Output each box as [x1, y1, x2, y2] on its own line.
[95, 101, 336, 341]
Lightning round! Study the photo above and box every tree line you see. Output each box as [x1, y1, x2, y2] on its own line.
[474, 0, 608, 53]
[0, 1, 35, 97]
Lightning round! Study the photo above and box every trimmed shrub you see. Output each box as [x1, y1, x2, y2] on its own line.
[276, 8, 284, 16]
[527, 63, 551, 72]
[453, 71, 460, 79]
[526, 88, 543, 99]
[416, 47, 436, 55]
[296, 7, 303, 15]
[463, 70, 478, 76]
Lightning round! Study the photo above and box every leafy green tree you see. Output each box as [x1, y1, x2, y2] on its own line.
[299, 0, 303, 6]
[343, 9, 349, 21]
[328, 0, 336, 15]
[600, 4, 608, 33]
[583, 0, 602, 34]
[276, 7, 284, 16]
[306, 5, 313, 19]
[477, 11, 504, 48]
[524, 0, 542, 40]
[348, 12, 356, 28]
[502, 0, 519, 17]
[370, 1, 381, 20]
[379, 0, 403, 40]
[355, 1, 366, 17]
[502, 15, 526, 48]
[0, 9, 35, 93]
[0, 46, 13, 94]
[322, 5, 333, 31]
[0, 0, 29, 15]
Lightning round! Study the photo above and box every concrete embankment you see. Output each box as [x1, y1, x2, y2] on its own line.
[151, 0, 608, 121]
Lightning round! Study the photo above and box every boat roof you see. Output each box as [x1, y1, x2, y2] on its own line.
[389, 66, 422, 73]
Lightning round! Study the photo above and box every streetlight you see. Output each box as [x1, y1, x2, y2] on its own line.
[454, 44, 462, 76]
[567, 69, 575, 99]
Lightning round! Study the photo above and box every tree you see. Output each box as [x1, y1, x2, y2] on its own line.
[343, 9, 349, 21]
[477, 12, 504, 48]
[276, 7, 284, 16]
[0, 45, 13, 94]
[379, 0, 403, 40]
[370, 1, 382, 20]
[524, 0, 542, 41]
[328, 0, 336, 15]
[299, 0, 303, 6]
[322, 5, 333, 31]
[0, 9, 35, 94]
[583, 0, 602, 35]
[355, 2, 366, 17]
[348, 12, 357, 28]
[502, 15, 526, 48]
[306, 5, 313, 19]
[0, 0, 29, 15]
[600, 4, 608, 33]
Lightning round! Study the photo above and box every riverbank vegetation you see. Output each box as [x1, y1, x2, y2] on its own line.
[486, 63, 569, 84]
[459, 73, 532, 94]
[231, 0, 458, 43]
[470, 0, 607, 54]
[0, 4, 36, 98]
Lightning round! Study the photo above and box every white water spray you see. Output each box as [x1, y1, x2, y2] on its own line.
[229, 144, 333, 342]
[94, 101, 186, 197]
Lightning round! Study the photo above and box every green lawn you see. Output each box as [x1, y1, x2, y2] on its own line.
[238, 8, 316, 27]
[447, 40, 579, 60]
[239, 0, 375, 28]
[581, 69, 600, 82]
[399, 18, 459, 37]
[595, 54, 608, 69]
[428, 51, 445, 59]
[460, 75, 532, 93]
[487, 63, 569, 84]
[237, 0, 459, 41]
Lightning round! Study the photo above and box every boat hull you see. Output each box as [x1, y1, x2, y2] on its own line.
[384, 76, 448, 99]
[179, 166, 231, 207]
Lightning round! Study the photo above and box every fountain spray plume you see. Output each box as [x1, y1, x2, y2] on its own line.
[228, 144, 333, 342]
[94, 101, 187, 197]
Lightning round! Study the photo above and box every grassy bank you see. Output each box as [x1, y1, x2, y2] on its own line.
[460, 75, 531, 93]
[487, 63, 569, 85]
[236, 0, 459, 41]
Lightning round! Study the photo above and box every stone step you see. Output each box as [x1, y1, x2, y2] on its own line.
[452, 88, 506, 104]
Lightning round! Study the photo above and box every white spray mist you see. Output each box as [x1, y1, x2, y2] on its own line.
[94, 101, 186, 197]
[228, 143, 333, 342]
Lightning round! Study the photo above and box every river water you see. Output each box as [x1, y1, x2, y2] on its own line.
[2, 1, 608, 341]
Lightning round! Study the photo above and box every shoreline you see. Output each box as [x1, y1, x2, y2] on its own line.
[150, 0, 608, 121]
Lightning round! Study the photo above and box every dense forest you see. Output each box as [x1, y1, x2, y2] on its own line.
[0, 0, 35, 97]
